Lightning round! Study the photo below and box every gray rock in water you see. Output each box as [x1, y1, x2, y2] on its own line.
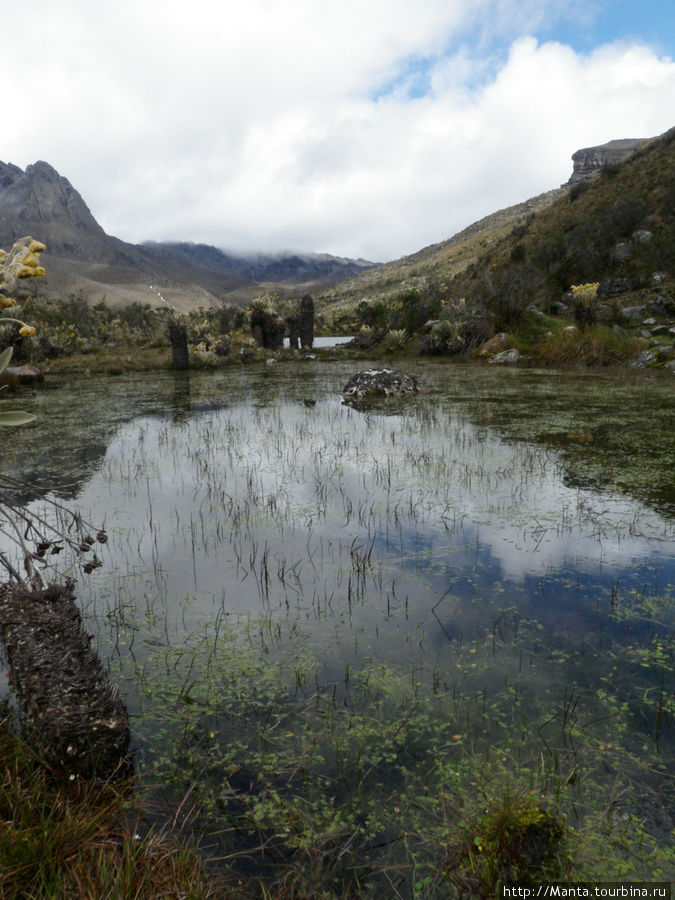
[342, 369, 420, 403]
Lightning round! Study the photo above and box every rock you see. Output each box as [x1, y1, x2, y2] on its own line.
[562, 326, 577, 334]
[631, 349, 659, 368]
[649, 296, 671, 316]
[612, 242, 632, 263]
[342, 369, 420, 402]
[632, 229, 653, 243]
[526, 303, 546, 317]
[651, 325, 670, 336]
[621, 304, 647, 320]
[642, 317, 657, 326]
[567, 138, 650, 185]
[474, 332, 512, 358]
[488, 349, 520, 365]
[0, 364, 44, 388]
[598, 279, 642, 298]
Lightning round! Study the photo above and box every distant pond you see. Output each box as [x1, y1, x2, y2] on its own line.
[1, 360, 673, 888]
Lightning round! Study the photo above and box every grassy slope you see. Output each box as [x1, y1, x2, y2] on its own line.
[317, 127, 675, 328]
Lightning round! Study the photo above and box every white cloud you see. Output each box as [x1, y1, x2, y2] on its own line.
[2, 2, 674, 259]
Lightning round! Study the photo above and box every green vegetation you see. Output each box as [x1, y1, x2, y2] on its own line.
[313, 128, 675, 367]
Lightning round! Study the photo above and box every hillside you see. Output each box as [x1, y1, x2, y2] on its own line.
[317, 129, 674, 332]
[0, 161, 378, 311]
[448, 128, 674, 317]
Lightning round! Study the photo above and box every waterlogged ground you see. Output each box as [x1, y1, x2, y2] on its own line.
[1, 360, 673, 892]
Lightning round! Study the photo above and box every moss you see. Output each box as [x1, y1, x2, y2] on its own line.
[448, 790, 569, 892]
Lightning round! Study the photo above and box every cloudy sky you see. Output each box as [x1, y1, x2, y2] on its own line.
[4, 0, 675, 261]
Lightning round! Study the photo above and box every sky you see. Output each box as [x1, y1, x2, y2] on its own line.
[3, 0, 675, 262]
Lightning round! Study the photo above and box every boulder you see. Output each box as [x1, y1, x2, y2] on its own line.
[649, 296, 673, 316]
[342, 369, 420, 403]
[487, 348, 520, 365]
[621, 305, 647, 321]
[597, 279, 641, 299]
[631, 349, 659, 368]
[0, 365, 44, 388]
[474, 332, 512, 358]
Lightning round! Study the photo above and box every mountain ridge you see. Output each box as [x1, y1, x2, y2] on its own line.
[0, 160, 379, 310]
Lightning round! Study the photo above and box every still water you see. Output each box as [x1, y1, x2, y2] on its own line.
[1, 360, 673, 884]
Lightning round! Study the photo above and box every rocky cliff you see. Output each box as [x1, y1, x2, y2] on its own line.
[0, 161, 115, 262]
[567, 138, 651, 184]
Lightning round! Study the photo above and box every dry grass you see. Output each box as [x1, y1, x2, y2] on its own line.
[0, 714, 227, 900]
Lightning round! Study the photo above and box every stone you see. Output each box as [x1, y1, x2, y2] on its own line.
[0, 364, 44, 388]
[621, 305, 647, 320]
[631, 349, 659, 368]
[612, 242, 632, 263]
[475, 332, 512, 358]
[632, 229, 653, 243]
[642, 317, 656, 326]
[342, 369, 420, 403]
[649, 296, 672, 316]
[488, 349, 520, 365]
[598, 279, 641, 298]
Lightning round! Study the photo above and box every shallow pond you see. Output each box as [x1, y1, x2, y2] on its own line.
[1, 360, 673, 889]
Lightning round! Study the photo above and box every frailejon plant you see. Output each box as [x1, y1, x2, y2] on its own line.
[0, 239, 108, 580]
[383, 328, 408, 352]
[570, 282, 599, 329]
[0, 236, 46, 425]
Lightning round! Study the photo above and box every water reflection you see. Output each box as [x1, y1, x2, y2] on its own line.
[1, 365, 671, 651]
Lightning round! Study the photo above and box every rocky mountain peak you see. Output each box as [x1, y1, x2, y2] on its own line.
[0, 160, 109, 261]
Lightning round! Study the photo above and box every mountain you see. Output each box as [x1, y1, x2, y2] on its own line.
[0, 161, 379, 310]
[317, 129, 671, 323]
